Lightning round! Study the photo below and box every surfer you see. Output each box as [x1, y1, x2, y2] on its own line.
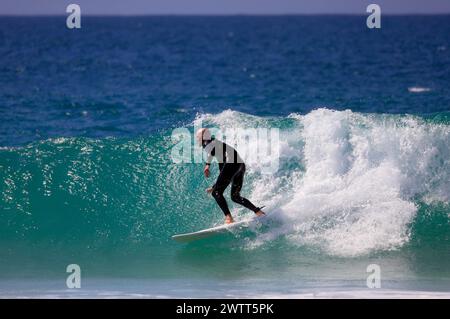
[196, 128, 266, 224]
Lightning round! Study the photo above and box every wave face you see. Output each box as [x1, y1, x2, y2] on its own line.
[1, 109, 449, 265]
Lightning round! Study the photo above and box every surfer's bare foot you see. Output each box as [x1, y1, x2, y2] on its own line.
[225, 215, 234, 224]
[255, 210, 266, 217]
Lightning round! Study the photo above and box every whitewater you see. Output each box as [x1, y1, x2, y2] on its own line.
[195, 108, 449, 256]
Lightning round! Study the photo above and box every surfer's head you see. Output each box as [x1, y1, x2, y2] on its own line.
[196, 128, 212, 146]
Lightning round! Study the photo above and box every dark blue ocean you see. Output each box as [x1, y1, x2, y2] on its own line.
[0, 16, 449, 297]
[1, 16, 449, 146]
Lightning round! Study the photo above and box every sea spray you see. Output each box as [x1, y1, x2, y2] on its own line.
[195, 108, 449, 256]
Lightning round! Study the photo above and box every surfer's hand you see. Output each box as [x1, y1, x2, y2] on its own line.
[206, 187, 213, 194]
[204, 165, 210, 178]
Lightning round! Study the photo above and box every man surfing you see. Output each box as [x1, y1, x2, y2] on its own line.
[196, 128, 265, 224]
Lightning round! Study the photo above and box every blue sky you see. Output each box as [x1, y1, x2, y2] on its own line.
[1, 0, 450, 15]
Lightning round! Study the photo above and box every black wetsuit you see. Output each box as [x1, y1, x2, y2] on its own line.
[202, 138, 261, 216]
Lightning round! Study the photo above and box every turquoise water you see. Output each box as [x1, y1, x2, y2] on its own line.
[0, 16, 449, 297]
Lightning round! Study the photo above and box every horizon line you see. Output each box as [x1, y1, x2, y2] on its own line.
[1, 12, 450, 17]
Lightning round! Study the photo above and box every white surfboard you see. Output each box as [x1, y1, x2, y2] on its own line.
[172, 215, 266, 243]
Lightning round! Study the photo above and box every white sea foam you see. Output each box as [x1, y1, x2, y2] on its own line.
[2, 278, 449, 299]
[194, 108, 450, 257]
[408, 87, 431, 93]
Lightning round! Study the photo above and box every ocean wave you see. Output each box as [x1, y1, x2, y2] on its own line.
[196, 108, 450, 256]
[1, 108, 449, 258]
